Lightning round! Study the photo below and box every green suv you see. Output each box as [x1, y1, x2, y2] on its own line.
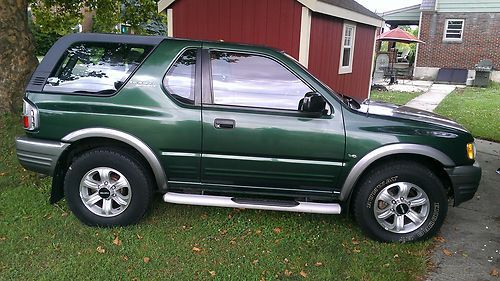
[16, 34, 481, 242]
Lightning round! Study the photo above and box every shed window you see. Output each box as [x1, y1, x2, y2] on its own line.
[444, 19, 464, 42]
[339, 23, 356, 74]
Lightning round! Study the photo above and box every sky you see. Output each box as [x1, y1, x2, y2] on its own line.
[354, 0, 422, 13]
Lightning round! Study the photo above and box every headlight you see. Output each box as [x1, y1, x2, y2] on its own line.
[466, 143, 476, 160]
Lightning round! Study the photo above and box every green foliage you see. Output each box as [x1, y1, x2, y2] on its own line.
[435, 83, 500, 142]
[29, 0, 167, 55]
[30, 0, 83, 35]
[370, 91, 422, 105]
[90, 0, 121, 33]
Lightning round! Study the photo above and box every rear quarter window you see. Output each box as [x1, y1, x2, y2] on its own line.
[43, 42, 153, 95]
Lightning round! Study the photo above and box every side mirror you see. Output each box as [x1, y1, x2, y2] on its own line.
[299, 92, 327, 116]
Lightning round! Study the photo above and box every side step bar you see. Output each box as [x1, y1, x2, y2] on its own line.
[163, 192, 341, 214]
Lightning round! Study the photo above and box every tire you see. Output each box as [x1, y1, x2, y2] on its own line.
[64, 148, 153, 226]
[352, 160, 448, 242]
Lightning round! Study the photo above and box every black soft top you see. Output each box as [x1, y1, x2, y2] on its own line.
[26, 33, 165, 92]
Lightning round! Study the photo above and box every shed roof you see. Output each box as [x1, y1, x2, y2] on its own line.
[158, 0, 384, 27]
[320, 0, 383, 21]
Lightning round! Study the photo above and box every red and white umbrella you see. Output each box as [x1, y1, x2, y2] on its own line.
[377, 27, 425, 44]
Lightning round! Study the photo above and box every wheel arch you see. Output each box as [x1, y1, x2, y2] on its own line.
[50, 128, 167, 204]
[340, 144, 455, 202]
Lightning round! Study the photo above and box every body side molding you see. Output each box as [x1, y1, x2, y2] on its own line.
[339, 143, 455, 201]
[62, 128, 167, 190]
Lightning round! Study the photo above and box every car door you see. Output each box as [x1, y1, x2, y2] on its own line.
[200, 45, 346, 198]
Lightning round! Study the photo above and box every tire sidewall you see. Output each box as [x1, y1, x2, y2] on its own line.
[64, 149, 152, 226]
[355, 164, 448, 242]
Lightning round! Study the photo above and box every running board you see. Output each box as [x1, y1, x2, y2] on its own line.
[163, 192, 341, 214]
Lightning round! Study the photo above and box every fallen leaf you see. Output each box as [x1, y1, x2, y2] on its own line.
[61, 212, 68, 217]
[113, 235, 122, 246]
[314, 262, 323, 267]
[284, 269, 292, 277]
[123, 255, 129, 261]
[284, 258, 289, 263]
[219, 229, 228, 235]
[209, 270, 216, 277]
[434, 236, 446, 243]
[136, 234, 143, 240]
[394, 254, 399, 258]
[351, 237, 359, 245]
[353, 248, 361, 253]
[490, 267, 499, 277]
[255, 229, 262, 235]
[383, 263, 390, 268]
[299, 270, 308, 278]
[273, 227, 282, 234]
[192, 246, 202, 252]
[0, 237, 6, 241]
[229, 239, 237, 245]
[143, 257, 150, 263]
[442, 249, 453, 256]
[96, 246, 105, 254]
[252, 259, 259, 265]
[0, 172, 6, 176]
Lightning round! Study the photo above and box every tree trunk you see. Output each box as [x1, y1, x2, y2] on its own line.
[0, 0, 39, 114]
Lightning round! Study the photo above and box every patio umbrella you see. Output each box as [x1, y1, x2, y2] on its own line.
[376, 27, 425, 44]
[376, 27, 424, 84]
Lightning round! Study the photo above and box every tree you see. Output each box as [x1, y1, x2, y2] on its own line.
[0, 0, 39, 114]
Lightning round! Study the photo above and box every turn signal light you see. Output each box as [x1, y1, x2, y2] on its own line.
[466, 143, 475, 160]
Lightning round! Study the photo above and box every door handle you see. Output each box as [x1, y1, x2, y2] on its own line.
[214, 118, 235, 129]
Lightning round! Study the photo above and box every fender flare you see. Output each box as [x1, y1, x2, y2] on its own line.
[339, 144, 455, 201]
[62, 128, 167, 190]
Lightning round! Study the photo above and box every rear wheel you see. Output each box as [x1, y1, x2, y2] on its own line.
[353, 161, 448, 242]
[64, 148, 153, 226]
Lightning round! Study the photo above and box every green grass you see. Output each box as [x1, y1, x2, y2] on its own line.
[0, 114, 431, 280]
[435, 83, 500, 142]
[370, 91, 421, 105]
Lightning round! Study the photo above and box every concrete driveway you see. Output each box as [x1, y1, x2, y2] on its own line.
[428, 140, 500, 281]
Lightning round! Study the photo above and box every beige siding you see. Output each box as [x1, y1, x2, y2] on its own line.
[437, 0, 500, 13]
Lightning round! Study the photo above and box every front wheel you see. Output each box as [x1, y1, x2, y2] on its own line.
[64, 148, 153, 226]
[353, 161, 448, 242]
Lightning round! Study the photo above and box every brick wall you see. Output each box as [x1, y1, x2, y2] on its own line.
[417, 12, 500, 70]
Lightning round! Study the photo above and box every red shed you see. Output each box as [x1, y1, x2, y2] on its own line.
[158, 0, 383, 101]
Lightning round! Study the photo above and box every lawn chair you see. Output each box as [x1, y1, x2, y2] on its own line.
[397, 49, 410, 63]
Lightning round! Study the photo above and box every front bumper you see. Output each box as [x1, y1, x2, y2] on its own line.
[15, 136, 69, 176]
[445, 161, 482, 206]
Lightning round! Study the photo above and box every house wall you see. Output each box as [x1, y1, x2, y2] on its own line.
[170, 0, 303, 58]
[308, 13, 375, 101]
[436, 0, 500, 13]
[417, 11, 500, 70]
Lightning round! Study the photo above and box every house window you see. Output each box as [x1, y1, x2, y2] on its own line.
[443, 19, 464, 42]
[339, 23, 356, 74]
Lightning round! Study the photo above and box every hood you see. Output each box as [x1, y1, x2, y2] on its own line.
[358, 100, 468, 133]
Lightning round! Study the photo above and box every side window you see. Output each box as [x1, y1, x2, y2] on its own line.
[44, 43, 152, 95]
[209, 51, 312, 111]
[163, 49, 197, 104]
